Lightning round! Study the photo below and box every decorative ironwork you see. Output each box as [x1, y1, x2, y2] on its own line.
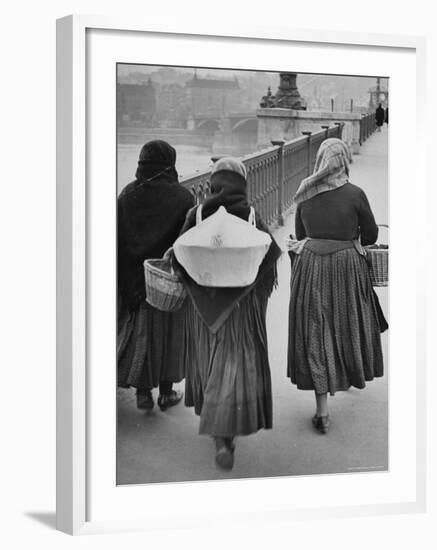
[359, 112, 377, 145]
[181, 123, 349, 228]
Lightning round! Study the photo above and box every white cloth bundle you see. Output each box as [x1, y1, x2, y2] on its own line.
[174, 205, 271, 287]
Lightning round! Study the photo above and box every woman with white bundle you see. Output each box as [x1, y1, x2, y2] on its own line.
[173, 158, 281, 470]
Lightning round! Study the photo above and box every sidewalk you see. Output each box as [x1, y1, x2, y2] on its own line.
[117, 127, 389, 484]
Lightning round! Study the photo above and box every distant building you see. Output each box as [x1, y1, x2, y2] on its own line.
[185, 74, 241, 118]
[155, 83, 188, 127]
[117, 78, 157, 125]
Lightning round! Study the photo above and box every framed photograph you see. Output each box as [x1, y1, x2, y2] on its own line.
[56, 15, 427, 535]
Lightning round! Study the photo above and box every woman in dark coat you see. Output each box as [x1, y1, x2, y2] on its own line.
[117, 140, 194, 410]
[287, 138, 387, 434]
[175, 158, 281, 470]
[375, 103, 385, 131]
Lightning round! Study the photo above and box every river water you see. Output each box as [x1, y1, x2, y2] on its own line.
[117, 144, 215, 193]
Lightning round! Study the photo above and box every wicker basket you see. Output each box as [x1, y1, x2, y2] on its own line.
[144, 259, 186, 312]
[366, 225, 389, 287]
[366, 248, 389, 287]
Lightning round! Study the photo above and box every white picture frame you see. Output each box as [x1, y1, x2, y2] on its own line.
[56, 14, 427, 535]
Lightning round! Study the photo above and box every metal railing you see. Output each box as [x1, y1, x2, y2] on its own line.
[359, 112, 377, 145]
[181, 123, 344, 228]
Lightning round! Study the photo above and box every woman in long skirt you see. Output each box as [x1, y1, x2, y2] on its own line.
[287, 138, 388, 433]
[117, 140, 194, 410]
[176, 158, 281, 470]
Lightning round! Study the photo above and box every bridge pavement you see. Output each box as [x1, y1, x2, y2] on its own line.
[116, 126, 389, 484]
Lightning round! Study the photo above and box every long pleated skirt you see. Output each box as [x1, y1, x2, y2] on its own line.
[287, 246, 385, 395]
[117, 298, 185, 390]
[184, 290, 273, 437]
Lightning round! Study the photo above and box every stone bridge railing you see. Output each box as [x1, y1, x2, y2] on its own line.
[181, 123, 344, 228]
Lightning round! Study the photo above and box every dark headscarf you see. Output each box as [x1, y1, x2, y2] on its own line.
[118, 140, 194, 311]
[185, 170, 250, 227]
[175, 161, 281, 332]
[135, 139, 179, 182]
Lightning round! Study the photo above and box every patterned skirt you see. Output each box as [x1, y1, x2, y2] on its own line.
[287, 243, 385, 395]
[183, 290, 273, 437]
[117, 298, 186, 390]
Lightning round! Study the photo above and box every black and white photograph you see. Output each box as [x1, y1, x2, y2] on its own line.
[116, 64, 389, 485]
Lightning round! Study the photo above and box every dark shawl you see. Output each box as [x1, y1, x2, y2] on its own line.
[118, 140, 194, 311]
[173, 170, 282, 333]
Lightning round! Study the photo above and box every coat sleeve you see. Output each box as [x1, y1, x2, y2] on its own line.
[295, 203, 307, 240]
[358, 189, 378, 245]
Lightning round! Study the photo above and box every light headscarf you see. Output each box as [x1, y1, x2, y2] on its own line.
[293, 138, 352, 205]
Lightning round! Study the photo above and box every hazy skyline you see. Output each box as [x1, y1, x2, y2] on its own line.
[117, 64, 388, 109]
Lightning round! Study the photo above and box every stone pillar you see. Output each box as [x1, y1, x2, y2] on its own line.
[256, 108, 363, 153]
[274, 73, 307, 110]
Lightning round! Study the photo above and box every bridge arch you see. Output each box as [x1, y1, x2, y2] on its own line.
[231, 118, 258, 133]
[196, 119, 220, 133]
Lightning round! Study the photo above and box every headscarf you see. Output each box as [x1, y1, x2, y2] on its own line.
[135, 139, 178, 182]
[200, 158, 250, 221]
[211, 157, 247, 179]
[293, 138, 352, 205]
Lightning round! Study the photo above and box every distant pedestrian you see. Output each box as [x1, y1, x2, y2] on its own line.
[287, 138, 387, 434]
[117, 140, 194, 411]
[175, 158, 281, 470]
[375, 103, 385, 131]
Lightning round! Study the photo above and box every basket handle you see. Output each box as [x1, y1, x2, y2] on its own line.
[376, 223, 389, 245]
[162, 247, 177, 275]
[196, 204, 203, 225]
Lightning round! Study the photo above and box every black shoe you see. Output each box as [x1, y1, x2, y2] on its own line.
[214, 437, 235, 471]
[312, 414, 330, 434]
[136, 389, 154, 410]
[157, 390, 183, 411]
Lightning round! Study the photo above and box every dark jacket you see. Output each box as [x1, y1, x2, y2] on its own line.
[295, 182, 378, 246]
